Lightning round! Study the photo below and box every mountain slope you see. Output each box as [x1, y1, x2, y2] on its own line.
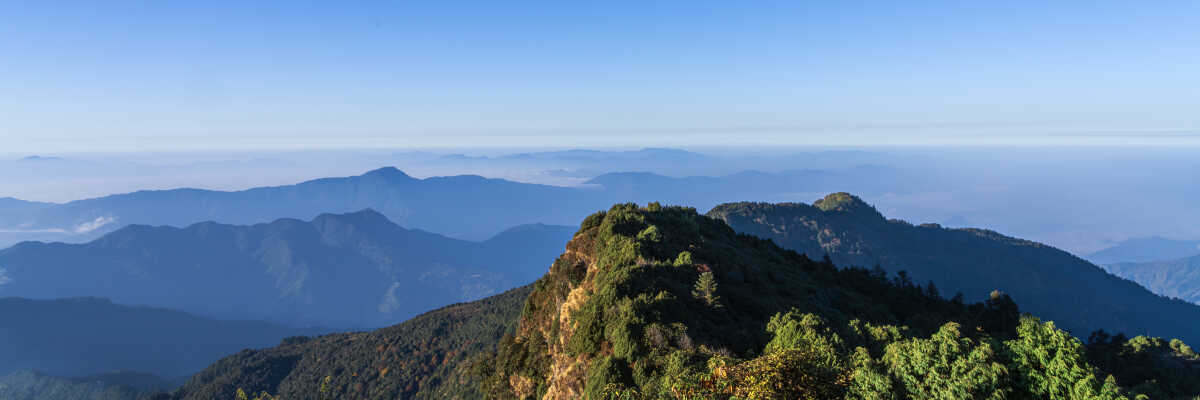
[0, 211, 573, 328]
[707, 193, 1200, 345]
[1105, 255, 1200, 305]
[0, 167, 602, 245]
[169, 285, 533, 400]
[0, 297, 297, 378]
[168, 204, 1200, 399]
[1088, 236, 1200, 264]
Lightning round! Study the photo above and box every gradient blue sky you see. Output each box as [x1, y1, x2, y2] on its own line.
[2, 0, 1198, 152]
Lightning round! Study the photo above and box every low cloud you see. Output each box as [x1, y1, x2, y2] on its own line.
[0, 268, 11, 286]
[73, 216, 116, 234]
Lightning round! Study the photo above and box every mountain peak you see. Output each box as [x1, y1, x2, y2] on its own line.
[813, 192, 877, 214]
[311, 208, 394, 227]
[361, 167, 415, 181]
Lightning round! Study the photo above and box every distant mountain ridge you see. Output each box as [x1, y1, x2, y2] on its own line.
[0, 210, 574, 328]
[1087, 236, 1200, 264]
[0, 167, 602, 245]
[708, 193, 1200, 345]
[0, 297, 298, 379]
[1105, 255, 1200, 305]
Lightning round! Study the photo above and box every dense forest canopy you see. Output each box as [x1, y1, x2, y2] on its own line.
[708, 195, 1200, 347]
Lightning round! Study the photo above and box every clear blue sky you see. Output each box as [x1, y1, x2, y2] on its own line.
[2, 0, 1198, 152]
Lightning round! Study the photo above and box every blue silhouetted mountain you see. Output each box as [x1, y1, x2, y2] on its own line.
[0, 167, 602, 245]
[0, 297, 298, 379]
[1087, 236, 1200, 264]
[1105, 254, 1200, 306]
[0, 210, 574, 328]
[708, 193, 1200, 346]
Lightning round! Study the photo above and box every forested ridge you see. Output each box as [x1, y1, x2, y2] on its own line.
[168, 285, 534, 400]
[708, 194, 1200, 346]
[178, 202, 1200, 399]
[481, 203, 1200, 399]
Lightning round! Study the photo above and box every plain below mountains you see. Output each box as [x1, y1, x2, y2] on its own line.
[707, 193, 1200, 347]
[0, 210, 574, 329]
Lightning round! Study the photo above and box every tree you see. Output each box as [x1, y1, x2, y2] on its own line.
[692, 272, 719, 306]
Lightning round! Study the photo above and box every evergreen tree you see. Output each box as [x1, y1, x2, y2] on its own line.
[692, 271, 719, 306]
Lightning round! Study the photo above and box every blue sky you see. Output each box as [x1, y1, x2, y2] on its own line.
[2, 0, 1198, 152]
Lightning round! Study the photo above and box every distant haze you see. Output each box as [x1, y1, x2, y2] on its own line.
[0, 146, 1198, 256]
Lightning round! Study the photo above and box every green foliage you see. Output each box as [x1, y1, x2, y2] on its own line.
[1086, 330, 1200, 399]
[875, 323, 1008, 399]
[690, 271, 719, 306]
[172, 285, 534, 400]
[235, 388, 275, 400]
[585, 356, 633, 399]
[1004, 317, 1125, 400]
[177, 202, 1200, 400]
[709, 199, 1200, 354]
[673, 251, 693, 267]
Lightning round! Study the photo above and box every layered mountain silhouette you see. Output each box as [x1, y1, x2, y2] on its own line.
[0, 210, 574, 328]
[1088, 236, 1200, 264]
[0, 165, 917, 248]
[171, 202, 1200, 399]
[0, 297, 297, 378]
[1105, 255, 1200, 305]
[707, 193, 1200, 345]
[0, 167, 601, 246]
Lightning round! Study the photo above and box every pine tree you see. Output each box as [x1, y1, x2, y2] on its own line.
[692, 271, 719, 306]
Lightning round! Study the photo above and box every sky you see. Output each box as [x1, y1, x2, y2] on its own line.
[2, 0, 1199, 152]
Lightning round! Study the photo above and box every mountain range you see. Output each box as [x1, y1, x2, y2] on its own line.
[707, 193, 1200, 346]
[170, 202, 1200, 399]
[1087, 236, 1200, 264]
[1105, 255, 1200, 306]
[0, 210, 574, 328]
[0, 166, 917, 248]
[0, 167, 600, 246]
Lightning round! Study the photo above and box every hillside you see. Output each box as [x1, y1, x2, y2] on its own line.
[166, 203, 1200, 399]
[1106, 255, 1200, 305]
[0, 167, 602, 246]
[0, 210, 573, 328]
[168, 285, 533, 400]
[482, 203, 1200, 399]
[707, 194, 1200, 346]
[1088, 236, 1200, 264]
[0, 297, 298, 378]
